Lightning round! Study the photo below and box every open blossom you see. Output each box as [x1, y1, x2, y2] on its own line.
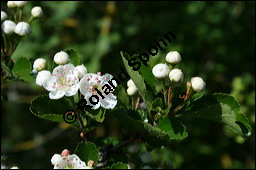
[51, 153, 90, 169]
[79, 73, 117, 109]
[43, 64, 79, 99]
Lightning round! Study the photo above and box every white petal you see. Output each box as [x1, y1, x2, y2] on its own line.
[51, 154, 62, 165]
[43, 76, 56, 91]
[100, 94, 117, 109]
[65, 83, 79, 96]
[79, 76, 91, 96]
[53, 158, 68, 169]
[49, 90, 66, 99]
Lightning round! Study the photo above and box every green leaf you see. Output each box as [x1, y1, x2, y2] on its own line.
[83, 107, 106, 123]
[184, 93, 252, 138]
[12, 57, 33, 82]
[64, 49, 80, 66]
[111, 162, 129, 169]
[30, 94, 74, 123]
[75, 142, 99, 164]
[120, 52, 154, 108]
[157, 117, 188, 140]
[114, 85, 129, 108]
[138, 61, 156, 94]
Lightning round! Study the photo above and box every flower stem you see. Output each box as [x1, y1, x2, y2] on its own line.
[135, 93, 141, 111]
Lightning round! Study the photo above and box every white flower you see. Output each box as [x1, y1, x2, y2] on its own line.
[169, 68, 184, 83]
[31, 6, 43, 18]
[79, 73, 117, 109]
[165, 51, 181, 64]
[1, 20, 16, 35]
[14, 22, 31, 36]
[7, 1, 17, 8]
[33, 58, 47, 71]
[127, 79, 136, 87]
[51, 154, 87, 169]
[140, 151, 152, 163]
[1, 11, 8, 22]
[127, 85, 138, 96]
[76, 64, 88, 79]
[54, 51, 70, 65]
[15, 1, 28, 8]
[152, 63, 170, 79]
[43, 64, 79, 99]
[191, 77, 206, 92]
[36, 70, 51, 86]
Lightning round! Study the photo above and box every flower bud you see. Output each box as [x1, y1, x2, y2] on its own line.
[31, 6, 43, 18]
[33, 58, 47, 71]
[152, 63, 170, 79]
[1, 20, 16, 35]
[61, 149, 70, 157]
[140, 151, 152, 163]
[51, 154, 62, 165]
[75, 64, 88, 79]
[191, 77, 206, 92]
[14, 22, 31, 36]
[7, 1, 17, 8]
[127, 79, 136, 87]
[1, 11, 8, 22]
[36, 70, 51, 86]
[87, 160, 94, 167]
[169, 68, 184, 84]
[127, 85, 138, 96]
[54, 51, 70, 65]
[165, 51, 181, 64]
[15, 1, 28, 8]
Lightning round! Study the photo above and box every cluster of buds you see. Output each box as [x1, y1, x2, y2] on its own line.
[152, 51, 206, 92]
[1, 1, 44, 65]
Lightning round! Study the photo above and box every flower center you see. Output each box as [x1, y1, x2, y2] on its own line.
[52, 68, 77, 91]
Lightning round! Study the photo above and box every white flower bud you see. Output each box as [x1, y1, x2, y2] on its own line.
[152, 63, 170, 79]
[51, 154, 62, 165]
[15, 1, 28, 8]
[127, 79, 136, 87]
[140, 151, 152, 163]
[75, 64, 88, 79]
[31, 6, 43, 18]
[54, 51, 70, 65]
[169, 68, 184, 83]
[166, 51, 181, 64]
[7, 1, 17, 8]
[1, 11, 8, 22]
[33, 58, 47, 72]
[14, 22, 31, 36]
[1, 20, 16, 35]
[191, 77, 206, 92]
[127, 85, 138, 96]
[36, 70, 51, 86]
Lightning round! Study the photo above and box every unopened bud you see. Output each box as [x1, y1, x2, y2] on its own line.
[87, 160, 94, 167]
[36, 70, 51, 86]
[169, 68, 184, 84]
[127, 79, 136, 88]
[166, 51, 181, 64]
[7, 1, 17, 8]
[33, 58, 47, 71]
[31, 6, 43, 18]
[140, 151, 152, 163]
[1, 11, 8, 22]
[76, 64, 88, 79]
[54, 51, 70, 65]
[14, 22, 31, 36]
[15, 1, 28, 8]
[61, 149, 70, 157]
[127, 85, 138, 96]
[1, 20, 16, 35]
[191, 77, 206, 92]
[152, 63, 170, 79]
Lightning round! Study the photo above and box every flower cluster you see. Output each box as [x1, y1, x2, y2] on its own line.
[51, 149, 93, 169]
[34, 51, 117, 109]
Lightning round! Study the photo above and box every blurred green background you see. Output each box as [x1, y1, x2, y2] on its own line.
[1, 1, 255, 169]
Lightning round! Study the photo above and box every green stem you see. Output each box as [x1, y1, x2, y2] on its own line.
[18, 8, 23, 22]
[28, 16, 34, 24]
